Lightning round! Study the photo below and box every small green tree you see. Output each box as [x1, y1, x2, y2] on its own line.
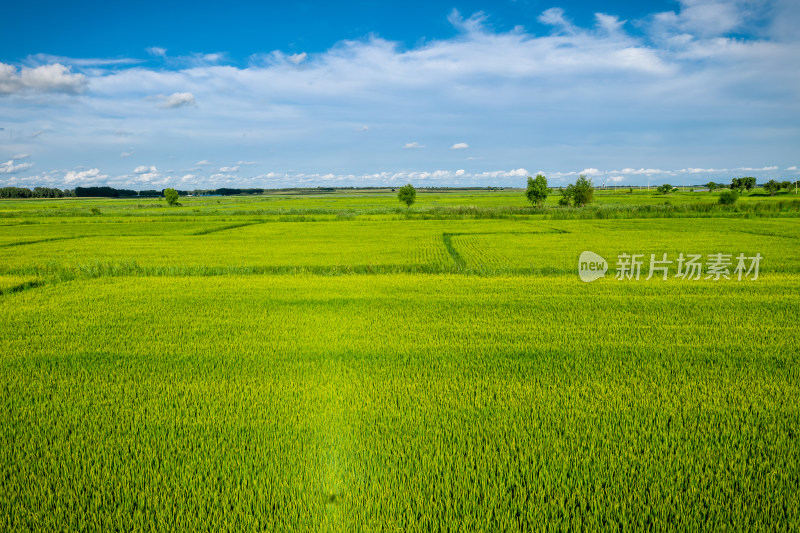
[656, 183, 674, 194]
[706, 181, 718, 192]
[764, 179, 780, 196]
[780, 180, 791, 191]
[558, 175, 594, 207]
[164, 188, 179, 206]
[525, 174, 550, 207]
[397, 183, 416, 208]
[571, 174, 594, 207]
[718, 189, 739, 205]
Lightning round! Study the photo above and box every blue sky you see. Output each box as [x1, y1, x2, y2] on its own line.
[1, 0, 798, 189]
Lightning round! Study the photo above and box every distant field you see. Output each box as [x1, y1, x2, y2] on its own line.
[1, 190, 799, 530]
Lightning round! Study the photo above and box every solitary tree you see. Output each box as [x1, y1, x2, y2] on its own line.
[525, 174, 550, 207]
[397, 183, 416, 208]
[164, 188, 179, 206]
[764, 179, 781, 196]
[705, 181, 718, 192]
[656, 183, 674, 194]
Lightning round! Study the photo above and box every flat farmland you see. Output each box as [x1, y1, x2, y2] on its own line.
[1, 190, 799, 530]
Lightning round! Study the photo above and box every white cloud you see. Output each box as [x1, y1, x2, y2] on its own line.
[403, 142, 425, 149]
[11, 153, 30, 160]
[25, 54, 141, 68]
[682, 167, 727, 173]
[787, 166, 798, 171]
[451, 143, 469, 150]
[120, 151, 134, 158]
[659, 0, 747, 38]
[736, 166, 778, 171]
[0, 160, 34, 174]
[619, 168, 668, 175]
[196, 160, 210, 165]
[159, 92, 196, 109]
[218, 166, 239, 172]
[147, 47, 167, 58]
[538, 7, 575, 32]
[287, 53, 307, 65]
[130, 165, 160, 183]
[447, 9, 489, 34]
[595, 13, 626, 34]
[0, 62, 87, 95]
[63, 168, 106, 184]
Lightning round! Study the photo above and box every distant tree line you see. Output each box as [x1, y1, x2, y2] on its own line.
[74, 187, 188, 198]
[194, 188, 266, 196]
[0, 187, 73, 198]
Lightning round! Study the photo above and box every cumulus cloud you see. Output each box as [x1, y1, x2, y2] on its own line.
[451, 143, 469, 150]
[0, 160, 34, 174]
[218, 166, 239, 172]
[63, 168, 107, 184]
[159, 92, 196, 109]
[0, 62, 87, 95]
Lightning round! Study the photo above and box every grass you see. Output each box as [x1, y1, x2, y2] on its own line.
[1, 189, 799, 530]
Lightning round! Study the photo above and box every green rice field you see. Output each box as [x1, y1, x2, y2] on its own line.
[1, 189, 799, 530]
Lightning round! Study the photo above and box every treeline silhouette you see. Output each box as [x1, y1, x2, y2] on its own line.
[1, 187, 70, 198]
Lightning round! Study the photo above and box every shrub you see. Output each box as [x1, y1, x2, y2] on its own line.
[718, 189, 740, 205]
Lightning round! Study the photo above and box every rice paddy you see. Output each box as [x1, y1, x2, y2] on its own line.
[1, 189, 799, 530]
